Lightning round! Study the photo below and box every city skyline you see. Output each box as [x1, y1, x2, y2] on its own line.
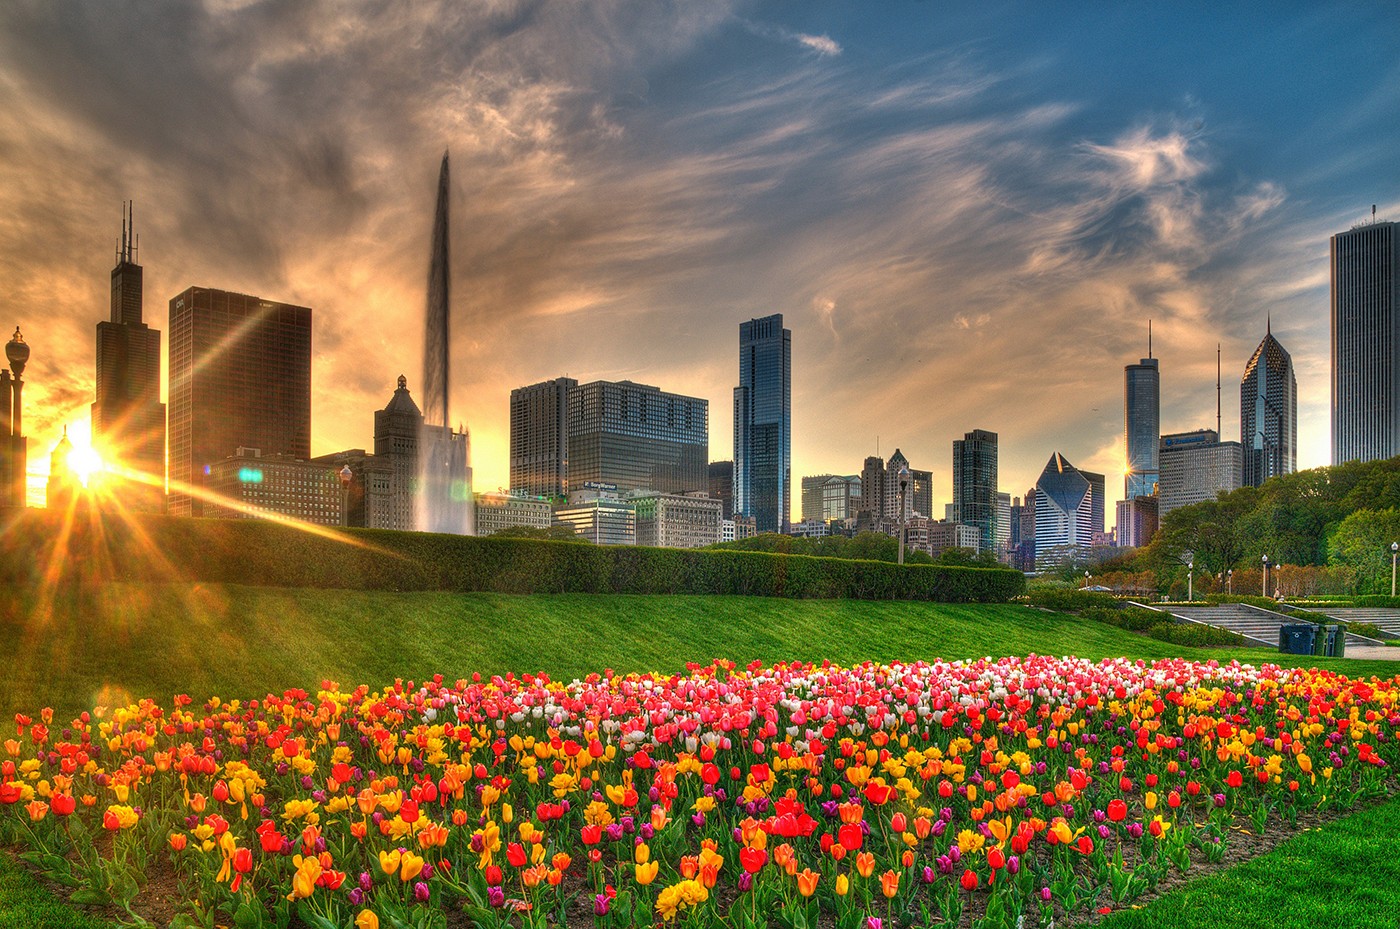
[1, 3, 1397, 514]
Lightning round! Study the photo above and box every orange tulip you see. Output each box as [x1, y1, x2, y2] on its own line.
[797, 868, 820, 897]
[880, 869, 900, 899]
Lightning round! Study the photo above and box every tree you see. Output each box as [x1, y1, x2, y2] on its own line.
[1327, 507, 1400, 593]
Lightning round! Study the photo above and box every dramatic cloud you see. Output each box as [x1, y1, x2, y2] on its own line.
[0, 1, 1395, 519]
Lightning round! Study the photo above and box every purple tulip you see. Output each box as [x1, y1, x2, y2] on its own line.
[414, 881, 430, 903]
[594, 893, 611, 916]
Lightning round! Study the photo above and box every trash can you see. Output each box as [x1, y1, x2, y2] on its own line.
[1278, 623, 1316, 655]
[1331, 626, 1346, 659]
[1312, 625, 1330, 657]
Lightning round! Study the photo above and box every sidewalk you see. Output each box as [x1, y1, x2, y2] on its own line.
[1337, 645, 1400, 661]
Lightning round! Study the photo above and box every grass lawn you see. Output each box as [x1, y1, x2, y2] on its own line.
[1099, 794, 1400, 928]
[0, 852, 113, 929]
[3, 583, 1395, 722]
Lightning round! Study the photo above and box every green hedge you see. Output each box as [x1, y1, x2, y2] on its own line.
[0, 508, 1024, 603]
[1027, 587, 1122, 612]
[1356, 595, 1400, 608]
[1204, 594, 1286, 610]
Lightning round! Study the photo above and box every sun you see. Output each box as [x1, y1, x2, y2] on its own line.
[66, 442, 104, 488]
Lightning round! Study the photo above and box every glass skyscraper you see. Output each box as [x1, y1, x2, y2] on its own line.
[1332, 220, 1400, 464]
[1240, 324, 1297, 487]
[1124, 331, 1159, 499]
[952, 429, 999, 553]
[734, 314, 791, 533]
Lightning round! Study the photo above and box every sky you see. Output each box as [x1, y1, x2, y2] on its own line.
[2, 1, 1398, 517]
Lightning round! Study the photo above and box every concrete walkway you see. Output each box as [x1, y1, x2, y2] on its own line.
[1336, 645, 1400, 661]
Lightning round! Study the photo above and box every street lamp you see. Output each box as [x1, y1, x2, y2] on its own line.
[1261, 554, 1269, 598]
[897, 466, 910, 566]
[1084, 570, 1090, 589]
[1391, 542, 1398, 597]
[339, 464, 353, 527]
[1227, 568, 1233, 595]
[1188, 561, 1193, 602]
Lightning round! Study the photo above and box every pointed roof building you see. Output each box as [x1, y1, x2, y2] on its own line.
[1033, 452, 1095, 570]
[1240, 322, 1297, 487]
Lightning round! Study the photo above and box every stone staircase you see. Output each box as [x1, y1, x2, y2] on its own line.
[1300, 607, 1400, 640]
[1126, 602, 1385, 651]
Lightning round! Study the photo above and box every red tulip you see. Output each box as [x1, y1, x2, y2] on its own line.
[1107, 799, 1127, 822]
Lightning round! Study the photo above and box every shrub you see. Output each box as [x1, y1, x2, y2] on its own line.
[1355, 595, 1400, 608]
[1204, 594, 1286, 611]
[1146, 623, 1247, 647]
[1027, 587, 1121, 612]
[0, 509, 1025, 603]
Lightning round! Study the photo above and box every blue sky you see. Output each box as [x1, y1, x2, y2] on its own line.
[1, 0, 1397, 514]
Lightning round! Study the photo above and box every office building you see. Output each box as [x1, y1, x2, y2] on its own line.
[1115, 494, 1159, 549]
[633, 492, 722, 549]
[708, 461, 734, 519]
[367, 376, 422, 531]
[569, 380, 707, 494]
[1158, 429, 1243, 517]
[1016, 489, 1036, 571]
[952, 429, 998, 552]
[1033, 453, 1095, 569]
[801, 474, 836, 523]
[1332, 219, 1400, 464]
[1082, 469, 1106, 535]
[553, 492, 636, 546]
[92, 204, 165, 509]
[928, 520, 981, 558]
[0, 327, 29, 507]
[820, 475, 861, 521]
[789, 518, 832, 539]
[204, 447, 343, 526]
[311, 448, 393, 529]
[510, 378, 575, 497]
[168, 287, 311, 517]
[734, 314, 791, 533]
[46, 428, 78, 511]
[513, 378, 706, 498]
[473, 492, 554, 536]
[996, 491, 1011, 559]
[1124, 329, 1160, 498]
[1240, 324, 1297, 487]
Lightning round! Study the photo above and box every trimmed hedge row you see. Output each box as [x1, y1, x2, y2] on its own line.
[0, 509, 1024, 602]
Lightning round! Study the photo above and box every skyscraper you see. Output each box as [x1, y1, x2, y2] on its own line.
[92, 204, 165, 510]
[1332, 218, 1400, 464]
[567, 380, 707, 495]
[708, 461, 734, 519]
[952, 429, 998, 553]
[1124, 326, 1160, 498]
[801, 474, 836, 522]
[1033, 453, 1095, 569]
[510, 378, 576, 497]
[1240, 323, 1297, 487]
[733, 314, 790, 533]
[167, 287, 311, 517]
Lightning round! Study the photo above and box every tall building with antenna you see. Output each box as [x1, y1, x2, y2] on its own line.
[1123, 322, 1160, 498]
[92, 203, 166, 510]
[1332, 214, 1400, 464]
[1241, 320, 1297, 487]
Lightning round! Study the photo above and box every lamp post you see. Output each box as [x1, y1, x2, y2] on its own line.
[1227, 568, 1233, 595]
[339, 464, 353, 527]
[1391, 542, 1397, 597]
[1188, 562, 1193, 602]
[1261, 554, 1269, 598]
[1084, 570, 1090, 589]
[897, 466, 909, 566]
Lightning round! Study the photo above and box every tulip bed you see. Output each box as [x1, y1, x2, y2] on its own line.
[1, 656, 1397, 929]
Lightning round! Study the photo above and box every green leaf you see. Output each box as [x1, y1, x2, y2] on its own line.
[69, 887, 113, 906]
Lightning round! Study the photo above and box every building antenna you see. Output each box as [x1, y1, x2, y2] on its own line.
[1216, 343, 1221, 437]
[1148, 319, 1152, 359]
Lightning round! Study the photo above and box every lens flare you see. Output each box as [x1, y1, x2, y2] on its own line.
[67, 443, 104, 488]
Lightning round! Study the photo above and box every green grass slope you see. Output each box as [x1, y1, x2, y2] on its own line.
[3, 583, 1395, 722]
[1100, 794, 1400, 928]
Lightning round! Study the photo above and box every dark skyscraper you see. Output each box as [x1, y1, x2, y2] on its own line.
[1332, 219, 1400, 464]
[952, 429, 999, 553]
[734, 314, 791, 533]
[510, 377, 576, 497]
[167, 287, 312, 517]
[1124, 325, 1160, 498]
[1241, 323, 1297, 487]
[92, 204, 165, 509]
[708, 460, 734, 519]
[567, 380, 707, 494]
